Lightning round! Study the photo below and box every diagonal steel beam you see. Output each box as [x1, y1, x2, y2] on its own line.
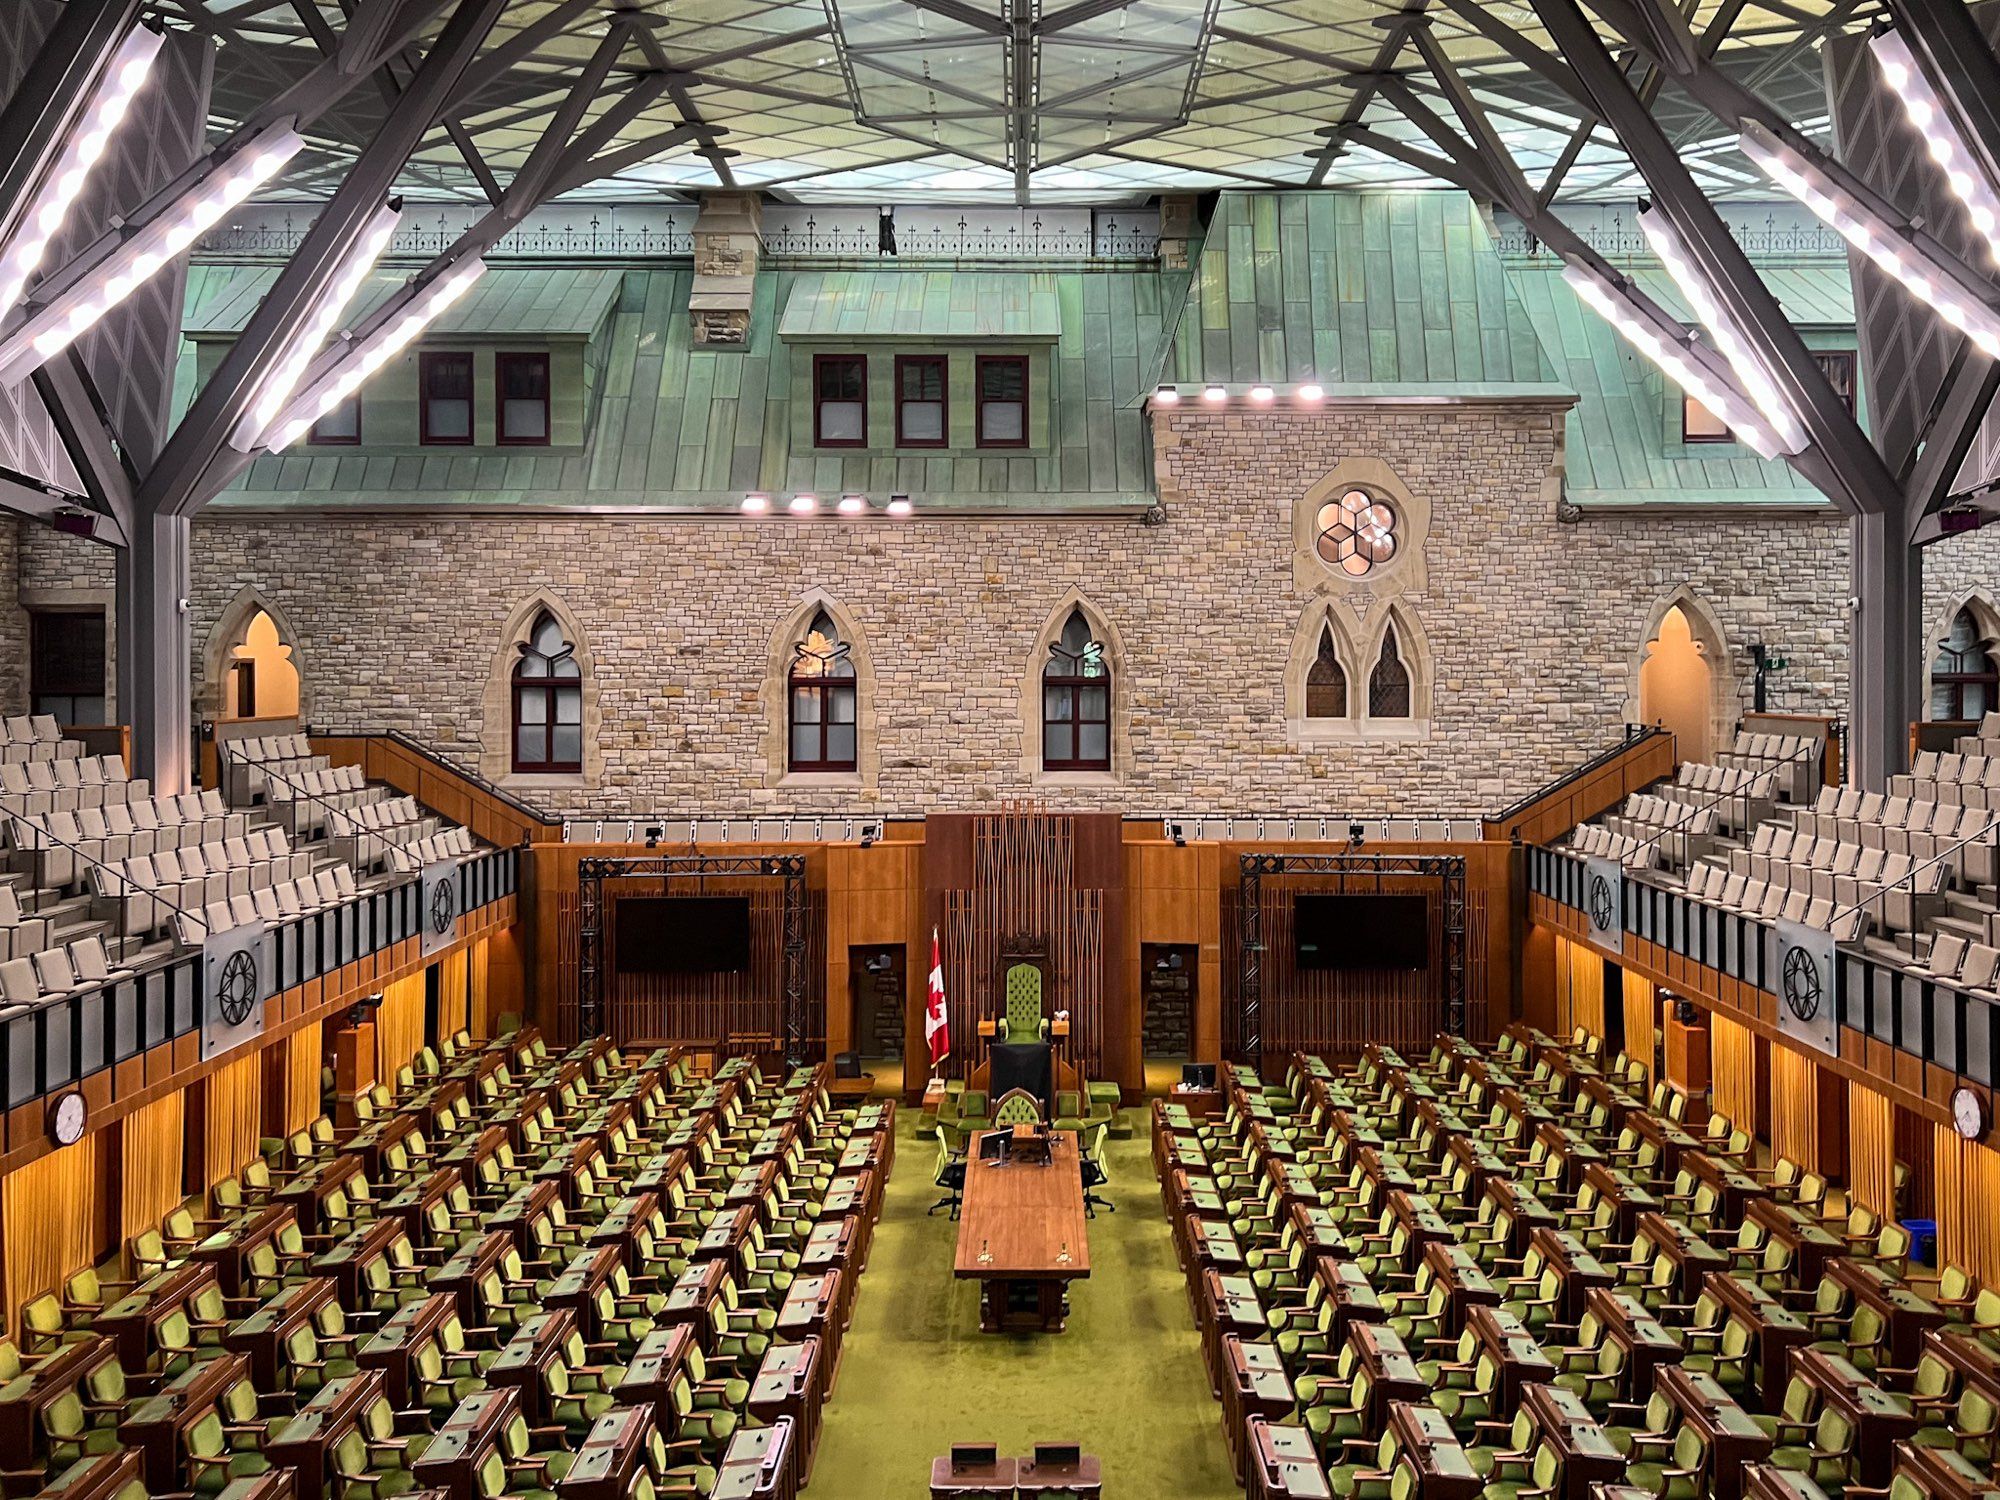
[1532, 0, 1895, 516]
[143, 0, 508, 517]
[1906, 358, 2000, 533]
[501, 23, 636, 213]
[1308, 5, 1429, 187]
[32, 353, 134, 546]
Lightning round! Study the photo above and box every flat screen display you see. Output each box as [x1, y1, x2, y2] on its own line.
[615, 896, 751, 974]
[1294, 893, 1429, 970]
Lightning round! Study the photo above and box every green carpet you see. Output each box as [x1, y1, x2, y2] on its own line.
[809, 1116, 1239, 1498]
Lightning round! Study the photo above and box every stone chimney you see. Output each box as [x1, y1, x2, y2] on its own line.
[689, 192, 762, 345]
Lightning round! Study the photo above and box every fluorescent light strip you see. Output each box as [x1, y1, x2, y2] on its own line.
[266, 257, 487, 452]
[0, 22, 163, 317]
[1871, 29, 2000, 269]
[1637, 204, 1807, 454]
[230, 201, 402, 451]
[1739, 121, 2000, 361]
[0, 120, 303, 387]
[1562, 262, 1787, 458]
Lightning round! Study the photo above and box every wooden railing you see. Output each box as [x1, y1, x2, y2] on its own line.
[309, 730, 561, 849]
[1481, 725, 1677, 845]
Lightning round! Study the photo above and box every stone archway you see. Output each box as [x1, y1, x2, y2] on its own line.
[201, 588, 308, 724]
[1635, 594, 1733, 762]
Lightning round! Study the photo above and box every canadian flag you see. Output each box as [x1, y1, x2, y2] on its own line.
[925, 927, 951, 1069]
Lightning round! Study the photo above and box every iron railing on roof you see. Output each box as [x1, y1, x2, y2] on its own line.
[1494, 215, 1852, 260]
[764, 216, 1159, 260]
[198, 214, 695, 261]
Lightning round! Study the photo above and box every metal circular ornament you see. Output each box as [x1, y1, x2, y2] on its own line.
[431, 880, 457, 936]
[217, 949, 260, 1026]
[1588, 875, 1614, 931]
[1781, 945, 1821, 1022]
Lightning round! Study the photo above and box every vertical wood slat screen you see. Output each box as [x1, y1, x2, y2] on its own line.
[467, 937, 491, 1040]
[119, 1092, 184, 1240]
[1934, 1127, 2000, 1283]
[1621, 970, 1656, 1081]
[278, 1023, 323, 1135]
[2, 1136, 108, 1341]
[376, 971, 427, 1082]
[1846, 1079, 1898, 1219]
[203, 1052, 265, 1188]
[1709, 1014, 1758, 1130]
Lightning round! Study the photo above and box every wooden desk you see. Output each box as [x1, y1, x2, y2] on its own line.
[1680, 1150, 1769, 1226]
[116, 1350, 249, 1489]
[275, 1152, 368, 1237]
[1790, 1347, 1917, 1488]
[379, 1167, 467, 1246]
[1245, 1419, 1332, 1500]
[661, 1259, 730, 1350]
[486, 1308, 579, 1427]
[425, 1229, 512, 1327]
[1350, 1322, 1427, 1430]
[1655, 1365, 1770, 1500]
[558, 1403, 657, 1500]
[1484, 1178, 1561, 1258]
[410, 1383, 519, 1500]
[1386, 1191, 1456, 1272]
[357, 1292, 460, 1409]
[546, 1245, 628, 1346]
[1222, 1338, 1296, 1482]
[1521, 1382, 1623, 1500]
[1629, 1114, 1703, 1177]
[1531, 1227, 1615, 1325]
[749, 1337, 822, 1484]
[95, 1262, 217, 1375]
[1016, 1445, 1103, 1498]
[1745, 1200, 1844, 1289]
[1825, 1257, 1946, 1369]
[1923, 1328, 2000, 1409]
[1580, 1164, 1659, 1246]
[1634, 1211, 1729, 1301]
[1467, 1303, 1557, 1410]
[612, 1324, 696, 1432]
[929, 1446, 1019, 1499]
[953, 1129, 1089, 1334]
[1888, 1439, 2000, 1500]
[1313, 1257, 1386, 1348]
[1702, 1272, 1810, 1413]
[265, 1369, 385, 1500]
[313, 1214, 411, 1314]
[34, 1449, 144, 1500]
[1535, 1123, 1606, 1193]
[186, 1204, 295, 1300]
[776, 1271, 843, 1395]
[222, 1274, 339, 1392]
[1389, 1399, 1482, 1500]
[712, 1418, 795, 1500]
[0, 1335, 118, 1468]
[1587, 1287, 1683, 1396]
[1421, 1241, 1499, 1332]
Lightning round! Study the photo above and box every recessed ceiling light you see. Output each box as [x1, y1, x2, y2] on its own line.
[1296, 383, 1324, 403]
[1248, 385, 1274, 404]
[838, 494, 866, 515]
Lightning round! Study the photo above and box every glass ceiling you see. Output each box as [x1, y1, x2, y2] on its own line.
[149, 0, 1887, 206]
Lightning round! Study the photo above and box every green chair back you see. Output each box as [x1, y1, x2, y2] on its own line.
[1003, 965, 1044, 1041]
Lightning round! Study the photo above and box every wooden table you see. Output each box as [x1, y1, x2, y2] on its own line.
[1245, 1419, 1331, 1500]
[953, 1129, 1090, 1333]
[930, 1446, 1019, 1498]
[1222, 1337, 1296, 1481]
[1388, 1400, 1482, 1500]
[1825, 1256, 1947, 1369]
[1522, 1382, 1623, 1500]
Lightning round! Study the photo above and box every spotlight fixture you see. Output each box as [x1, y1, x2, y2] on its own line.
[837, 493, 866, 515]
[1248, 384, 1274, 404]
[232, 199, 402, 451]
[0, 20, 164, 318]
[643, 824, 663, 849]
[885, 494, 913, 517]
[789, 493, 817, 514]
[1153, 384, 1181, 406]
[1637, 203, 1806, 454]
[1347, 822, 1365, 849]
[0, 120, 304, 386]
[1202, 383, 1227, 404]
[266, 255, 486, 451]
[1296, 383, 1325, 404]
[1561, 261, 1788, 458]
[1870, 29, 2000, 269]
[1167, 821, 1187, 848]
[740, 492, 770, 513]
[1739, 120, 2000, 360]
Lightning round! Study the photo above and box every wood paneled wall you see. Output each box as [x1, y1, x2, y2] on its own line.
[438, 949, 471, 1041]
[1621, 970, 1656, 1081]
[1847, 1080, 1898, 1218]
[118, 1094, 183, 1242]
[270, 1022, 322, 1136]
[376, 971, 427, 1082]
[1710, 1014, 1758, 1129]
[2, 1138, 108, 1340]
[1936, 1127, 2000, 1283]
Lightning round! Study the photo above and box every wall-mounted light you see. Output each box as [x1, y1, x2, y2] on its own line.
[1296, 383, 1325, 404]
[1153, 384, 1180, 406]
[740, 492, 769, 513]
[788, 493, 817, 514]
[885, 494, 913, 517]
[1202, 384, 1227, 404]
[837, 493, 866, 515]
[1247, 384, 1274, 404]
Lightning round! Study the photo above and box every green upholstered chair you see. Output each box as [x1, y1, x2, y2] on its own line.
[956, 1090, 991, 1136]
[993, 1089, 1043, 1128]
[1053, 1091, 1085, 1132]
[1001, 963, 1048, 1043]
[930, 1128, 967, 1218]
[1081, 1123, 1113, 1216]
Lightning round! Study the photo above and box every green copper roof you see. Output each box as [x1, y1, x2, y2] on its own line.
[777, 270, 1064, 341]
[1165, 191, 1562, 391]
[183, 265, 622, 338]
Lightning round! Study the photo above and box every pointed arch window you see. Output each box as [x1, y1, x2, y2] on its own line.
[512, 611, 582, 773]
[1932, 606, 2000, 721]
[1369, 626, 1412, 719]
[1306, 625, 1349, 719]
[1043, 608, 1111, 771]
[789, 610, 858, 772]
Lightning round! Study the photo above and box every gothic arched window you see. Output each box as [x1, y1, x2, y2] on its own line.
[789, 610, 858, 772]
[1042, 608, 1111, 771]
[1306, 625, 1349, 719]
[512, 611, 582, 773]
[1932, 607, 2000, 721]
[1369, 626, 1412, 719]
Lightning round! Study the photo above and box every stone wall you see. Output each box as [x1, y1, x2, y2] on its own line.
[0, 521, 25, 715]
[7, 403, 2000, 811]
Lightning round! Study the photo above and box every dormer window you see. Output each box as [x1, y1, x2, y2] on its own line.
[976, 355, 1027, 448]
[814, 354, 866, 447]
[497, 352, 550, 445]
[420, 351, 474, 445]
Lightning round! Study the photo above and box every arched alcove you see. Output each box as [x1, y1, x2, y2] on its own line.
[761, 591, 879, 787]
[1633, 592, 1734, 761]
[1019, 590, 1130, 781]
[201, 588, 309, 725]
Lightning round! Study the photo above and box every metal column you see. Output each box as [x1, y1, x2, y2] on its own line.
[117, 511, 192, 793]
[1849, 507, 1924, 789]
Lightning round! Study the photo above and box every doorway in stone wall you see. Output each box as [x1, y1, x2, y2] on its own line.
[1142, 943, 1197, 1095]
[1639, 605, 1714, 762]
[223, 609, 302, 722]
[846, 945, 906, 1094]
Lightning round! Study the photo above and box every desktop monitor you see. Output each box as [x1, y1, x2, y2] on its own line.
[1182, 1062, 1217, 1090]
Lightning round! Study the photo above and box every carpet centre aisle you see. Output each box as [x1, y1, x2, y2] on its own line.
[810, 1114, 1239, 1498]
